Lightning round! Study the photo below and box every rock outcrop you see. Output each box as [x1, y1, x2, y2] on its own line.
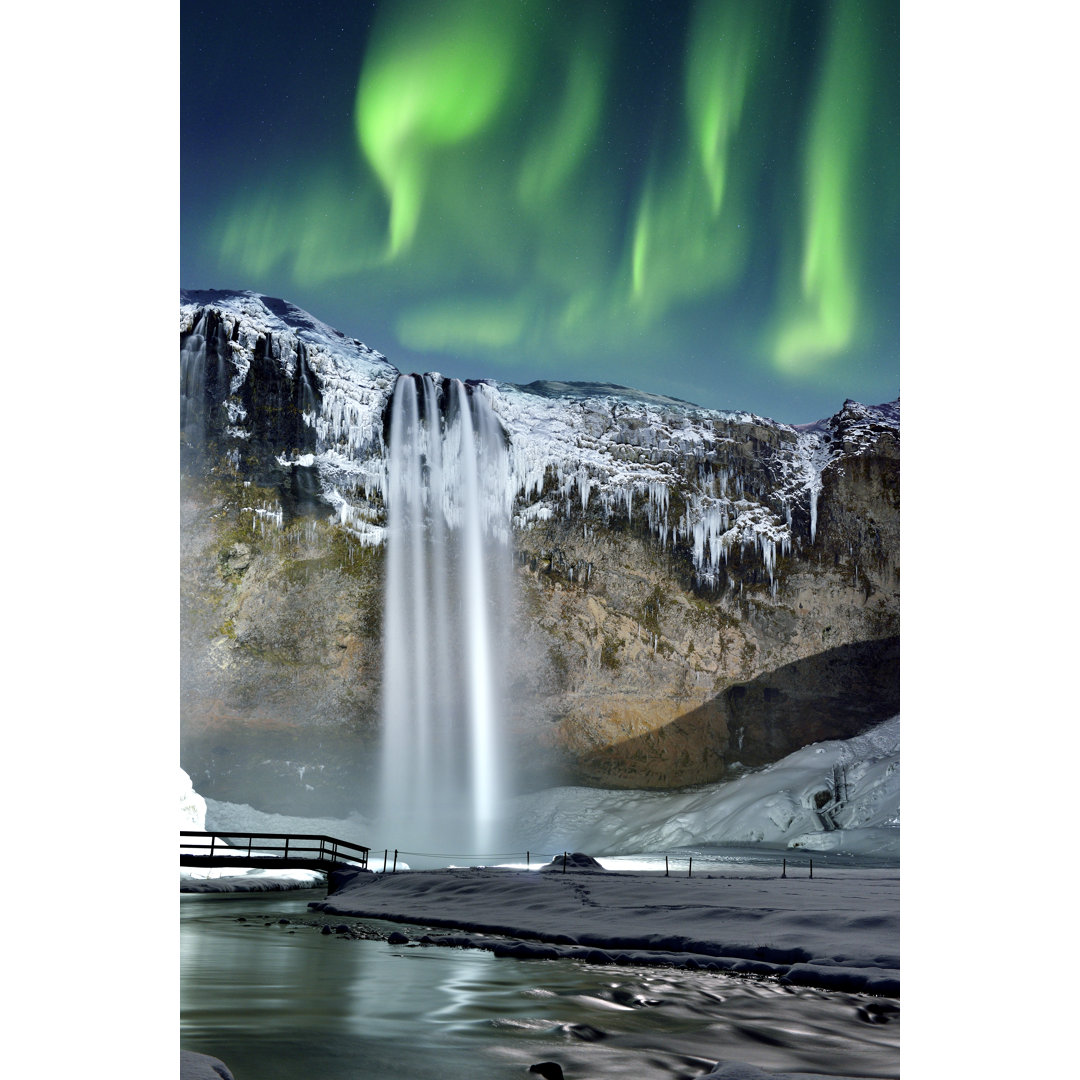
[180, 291, 898, 817]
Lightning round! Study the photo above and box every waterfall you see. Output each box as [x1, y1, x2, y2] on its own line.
[380, 374, 512, 857]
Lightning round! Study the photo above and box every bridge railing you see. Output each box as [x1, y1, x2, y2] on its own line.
[180, 830, 370, 869]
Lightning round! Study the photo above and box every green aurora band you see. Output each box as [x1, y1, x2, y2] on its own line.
[771, 0, 878, 371]
[202, 0, 898, 418]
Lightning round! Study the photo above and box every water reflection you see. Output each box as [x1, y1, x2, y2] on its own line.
[181, 892, 898, 1079]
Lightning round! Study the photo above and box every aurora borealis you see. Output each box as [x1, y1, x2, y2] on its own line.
[181, 0, 898, 423]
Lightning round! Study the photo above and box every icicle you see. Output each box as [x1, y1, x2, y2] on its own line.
[578, 468, 592, 511]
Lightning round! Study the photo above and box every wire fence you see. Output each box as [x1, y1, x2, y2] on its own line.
[391, 851, 529, 862]
[372, 848, 540, 872]
[369, 848, 820, 878]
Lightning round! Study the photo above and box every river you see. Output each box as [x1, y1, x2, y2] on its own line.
[180, 888, 899, 1079]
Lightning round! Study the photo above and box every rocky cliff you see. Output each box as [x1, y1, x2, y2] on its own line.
[180, 290, 898, 818]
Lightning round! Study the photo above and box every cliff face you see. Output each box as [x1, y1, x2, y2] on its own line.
[180, 291, 898, 817]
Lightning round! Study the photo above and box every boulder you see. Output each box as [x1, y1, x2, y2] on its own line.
[540, 852, 605, 872]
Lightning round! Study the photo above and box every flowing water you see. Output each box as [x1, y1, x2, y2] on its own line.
[380, 375, 514, 858]
[181, 891, 899, 1079]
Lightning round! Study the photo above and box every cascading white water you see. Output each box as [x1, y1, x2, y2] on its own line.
[380, 374, 512, 857]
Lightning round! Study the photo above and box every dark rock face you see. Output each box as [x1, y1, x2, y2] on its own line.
[182, 311, 326, 519]
[179, 292, 899, 812]
[816, 407, 900, 607]
[571, 637, 900, 788]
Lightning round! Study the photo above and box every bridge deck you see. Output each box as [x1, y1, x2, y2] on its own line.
[180, 830, 370, 874]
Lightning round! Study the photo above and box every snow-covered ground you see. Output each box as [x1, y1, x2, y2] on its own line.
[313, 861, 898, 997]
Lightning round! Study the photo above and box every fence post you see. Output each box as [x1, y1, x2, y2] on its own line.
[393, 849, 398, 873]
[782, 858, 786, 879]
[526, 851, 530, 868]
[665, 856, 669, 878]
[809, 859, 813, 879]
[383, 849, 388, 873]
[562, 852, 567, 873]
[688, 858, 693, 878]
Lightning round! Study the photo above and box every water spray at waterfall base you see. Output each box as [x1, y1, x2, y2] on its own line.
[379, 374, 514, 856]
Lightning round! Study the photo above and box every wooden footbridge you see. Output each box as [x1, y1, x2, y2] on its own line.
[181, 830, 370, 874]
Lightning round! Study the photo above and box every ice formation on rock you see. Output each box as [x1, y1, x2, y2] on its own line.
[180, 290, 899, 590]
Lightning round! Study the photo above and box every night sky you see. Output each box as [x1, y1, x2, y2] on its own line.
[181, 0, 899, 424]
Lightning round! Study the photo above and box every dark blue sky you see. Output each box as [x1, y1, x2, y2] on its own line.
[182, 0, 898, 424]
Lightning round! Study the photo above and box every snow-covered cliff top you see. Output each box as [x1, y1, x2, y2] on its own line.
[181, 289, 396, 380]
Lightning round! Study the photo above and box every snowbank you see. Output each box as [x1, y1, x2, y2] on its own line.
[511, 718, 899, 859]
[180, 869, 324, 893]
[180, 768, 206, 830]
